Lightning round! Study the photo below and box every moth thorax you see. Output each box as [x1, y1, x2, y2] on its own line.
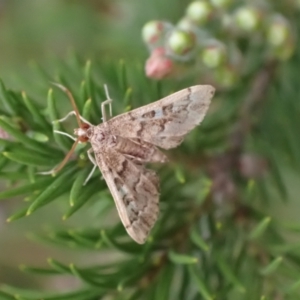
[94, 131, 106, 143]
[93, 130, 116, 146]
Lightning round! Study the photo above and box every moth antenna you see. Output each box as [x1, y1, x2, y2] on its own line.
[51, 82, 82, 127]
[52, 139, 79, 174]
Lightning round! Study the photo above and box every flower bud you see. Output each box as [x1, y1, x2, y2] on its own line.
[201, 41, 227, 68]
[186, 1, 213, 25]
[266, 15, 295, 60]
[266, 15, 291, 47]
[142, 21, 173, 48]
[145, 47, 174, 80]
[166, 29, 196, 58]
[234, 6, 261, 32]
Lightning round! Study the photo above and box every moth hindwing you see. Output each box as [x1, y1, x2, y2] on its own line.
[52, 84, 215, 244]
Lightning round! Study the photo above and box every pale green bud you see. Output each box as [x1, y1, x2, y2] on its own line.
[267, 15, 290, 47]
[186, 1, 213, 25]
[234, 6, 261, 32]
[166, 29, 196, 57]
[202, 42, 227, 68]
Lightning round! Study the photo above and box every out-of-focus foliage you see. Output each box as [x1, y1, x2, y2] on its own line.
[0, 0, 300, 299]
[142, 0, 296, 84]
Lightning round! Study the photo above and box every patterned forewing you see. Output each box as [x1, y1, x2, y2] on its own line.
[94, 147, 160, 244]
[105, 85, 215, 149]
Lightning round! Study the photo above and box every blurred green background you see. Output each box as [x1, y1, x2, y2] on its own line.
[0, 0, 190, 87]
[0, 0, 299, 297]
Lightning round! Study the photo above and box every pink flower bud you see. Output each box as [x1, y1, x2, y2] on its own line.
[145, 47, 174, 80]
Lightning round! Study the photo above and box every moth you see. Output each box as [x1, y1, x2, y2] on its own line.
[49, 84, 215, 244]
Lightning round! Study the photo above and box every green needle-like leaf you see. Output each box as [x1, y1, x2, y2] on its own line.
[0, 79, 18, 116]
[260, 256, 283, 275]
[190, 227, 210, 252]
[70, 264, 115, 288]
[64, 177, 100, 219]
[188, 265, 213, 300]
[0, 177, 53, 200]
[47, 258, 71, 274]
[214, 254, 245, 293]
[249, 217, 271, 240]
[69, 167, 92, 206]
[0, 116, 60, 157]
[123, 87, 133, 110]
[101, 230, 141, 254]
[7, 208, 28, 222]
[154, 263, 174, 300]
[285, 279, 300, 295]
[82, 98, 92, 120]
[27, 165, 76, 215]
[3, 149, 58, 167]
[168, 250, 198, 265]
[22, 91, 52, 133]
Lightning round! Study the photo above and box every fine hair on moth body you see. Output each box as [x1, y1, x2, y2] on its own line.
[47, 83, 215, 244]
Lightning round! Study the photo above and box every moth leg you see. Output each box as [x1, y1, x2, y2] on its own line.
[84, 148, 102, 185]
[84, 165, 97, 186]
[53, 130, 76, 141]
[87, 148, 97, 165]
[54, 110, 93, 126]
[101, 84, 113, 122]
[38, 168, 56, 175]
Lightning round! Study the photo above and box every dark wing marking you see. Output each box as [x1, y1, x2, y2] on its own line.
[94, 148, 159, 244]
[104, 85, 215, 149]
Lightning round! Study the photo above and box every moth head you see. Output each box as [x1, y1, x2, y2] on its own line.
[74, 123, 93, 143]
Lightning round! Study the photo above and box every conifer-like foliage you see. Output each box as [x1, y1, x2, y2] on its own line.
[0, 1, 300, 299]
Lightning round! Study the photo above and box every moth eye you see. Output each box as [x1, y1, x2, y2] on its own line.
[82, 123, 90, 129]
[79, 136, 89, 143]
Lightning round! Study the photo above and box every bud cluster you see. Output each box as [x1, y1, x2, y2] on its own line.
[142, 0, 295, 86]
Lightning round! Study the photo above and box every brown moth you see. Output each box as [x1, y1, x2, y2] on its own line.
[48, 84, 215, 244]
